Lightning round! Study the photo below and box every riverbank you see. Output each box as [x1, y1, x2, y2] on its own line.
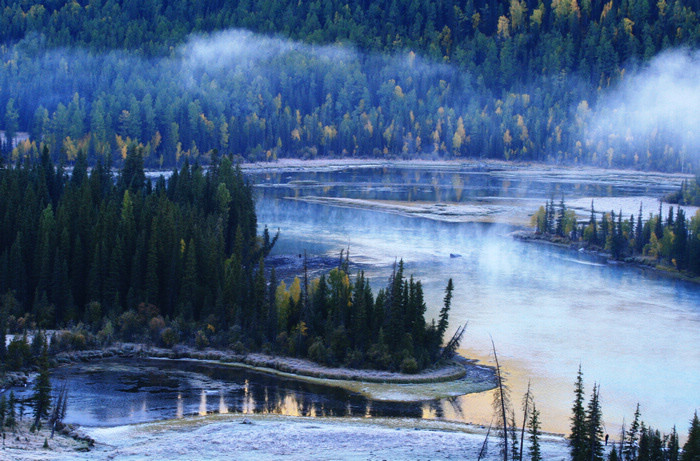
[0, 419, 93, 460]
[47, 343, 495, 402]
[7, 413, 572, 461]
[512, 230, 700, 285]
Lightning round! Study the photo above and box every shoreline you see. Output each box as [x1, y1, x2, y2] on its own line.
[45, 343, 496, 402]
[12, 413, 571, 460]
[512, 230, 700, 285]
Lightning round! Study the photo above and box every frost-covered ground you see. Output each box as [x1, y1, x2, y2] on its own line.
[47, 414, 573, 461]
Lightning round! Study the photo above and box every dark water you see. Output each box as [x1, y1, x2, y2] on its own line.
[12, 358, 442, 427]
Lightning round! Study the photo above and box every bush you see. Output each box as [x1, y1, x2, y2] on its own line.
[345, 348, 365, 369]
[308, 338, 328, 364]
[194, 330, 209, 349]
[160, 327, 179, 348]
[6, 336, 31, 370]
[400, 357, 419, 374]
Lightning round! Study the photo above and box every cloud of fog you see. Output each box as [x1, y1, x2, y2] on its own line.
[590, 49, 700, 157]
[178, 29, 358, 74]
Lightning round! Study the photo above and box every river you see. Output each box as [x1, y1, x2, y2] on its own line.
[251, 161, 700, 438]
[19, 161, 699, 440]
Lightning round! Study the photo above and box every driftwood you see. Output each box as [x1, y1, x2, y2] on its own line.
[438, 322, 467, 362]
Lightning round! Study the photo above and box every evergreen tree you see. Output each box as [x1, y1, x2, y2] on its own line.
[556, 197, 566, 237]
[437, 278, 453, 345]
[6, 391, 16, 431]
[528, 401, 542, 461]
[624, 404, 642, 461]
[589, 201, 598, 245]
[609, 447, 620, 461]
[33, 343, 52, 428]
[0, 394, 6, 429]
[0, 295, 6, 363]
[570, 366, 587, 461]
[668, 426, 680, 461]
[681, 412, 700, 461]
[585, 383, 605, 461]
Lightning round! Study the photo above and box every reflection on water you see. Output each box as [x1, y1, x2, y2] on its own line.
[252, 165, 700, 437]
[8, 166, 694, 436]
[15, 359, 430, 427]
[249, 166, 680, 204]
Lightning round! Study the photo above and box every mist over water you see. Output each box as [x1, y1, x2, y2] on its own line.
[254, 165, 700, 437]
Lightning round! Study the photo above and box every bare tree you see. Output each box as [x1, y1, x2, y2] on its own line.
[491, 337, 510, 461]
[520, 380, 534, 461]
[49, 382, 68, 439]
[438, 322, 467, 362]
[478, 422, 493, 461]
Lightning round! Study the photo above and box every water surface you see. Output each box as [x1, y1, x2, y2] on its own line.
[252, 164, 700, 437]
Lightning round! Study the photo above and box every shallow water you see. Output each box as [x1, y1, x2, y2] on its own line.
[252, 164, 700, 437]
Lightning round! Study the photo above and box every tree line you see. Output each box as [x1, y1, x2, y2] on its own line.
[531, 198, 700, 275]
[0, 0, 697, 172]
[567, 368, 698, 461]
[483, 361, 699, 461]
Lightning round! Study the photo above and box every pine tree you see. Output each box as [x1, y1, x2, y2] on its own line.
[528, 402, 542, 461]
[585, 383, 605, 461]
[437, 278, 452, 345]
[556, 196, 566, 236]
[6, 391, 16, 431]
[491, 339, 510, 461]
[668, 426, 680, 461]
[0, 394, 6, 428]
[608, 447, 620, 461]
[570, 366, 587, 461]
[520, 381, 533, 461]
[0, 295, 6, 363]
[681, 412, 700, 461]
[33, 343, 52, 428]
[589, 201, 598, 245]
[624, 404, 641, 461]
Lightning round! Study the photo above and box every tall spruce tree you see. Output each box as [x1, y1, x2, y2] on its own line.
[668, 426, 680, 461]
[624, 404, 641, 461]
[681, 412, 700, 461]
[585, 384, 605, 461]
[33, 342, 51, 428]
[437, 278, 453, 345]
[570, 366, 588, 461]
[528, 402, 542, 461]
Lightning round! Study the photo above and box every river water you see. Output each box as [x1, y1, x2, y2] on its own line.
[20, 162, 699, 438]
[251, 163, 700, 437]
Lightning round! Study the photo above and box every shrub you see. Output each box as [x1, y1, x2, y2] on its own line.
[160, 327, 179, 348]
[400, 357, 419, 374]
[194, 330, 209, 349]
[308, 338, 328, 364]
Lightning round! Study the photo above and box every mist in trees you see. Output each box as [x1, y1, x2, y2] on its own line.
[0, 0, 697, 171]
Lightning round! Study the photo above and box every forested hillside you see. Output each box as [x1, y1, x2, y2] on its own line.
[0, 0, 698, 170]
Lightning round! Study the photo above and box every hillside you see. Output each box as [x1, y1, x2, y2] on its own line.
[0, 0, 698, 170]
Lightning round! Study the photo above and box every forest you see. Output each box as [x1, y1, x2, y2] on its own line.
[531, 198, 700, 275]
[0, 0, 697, 171]
[0, 150, 452, 373]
